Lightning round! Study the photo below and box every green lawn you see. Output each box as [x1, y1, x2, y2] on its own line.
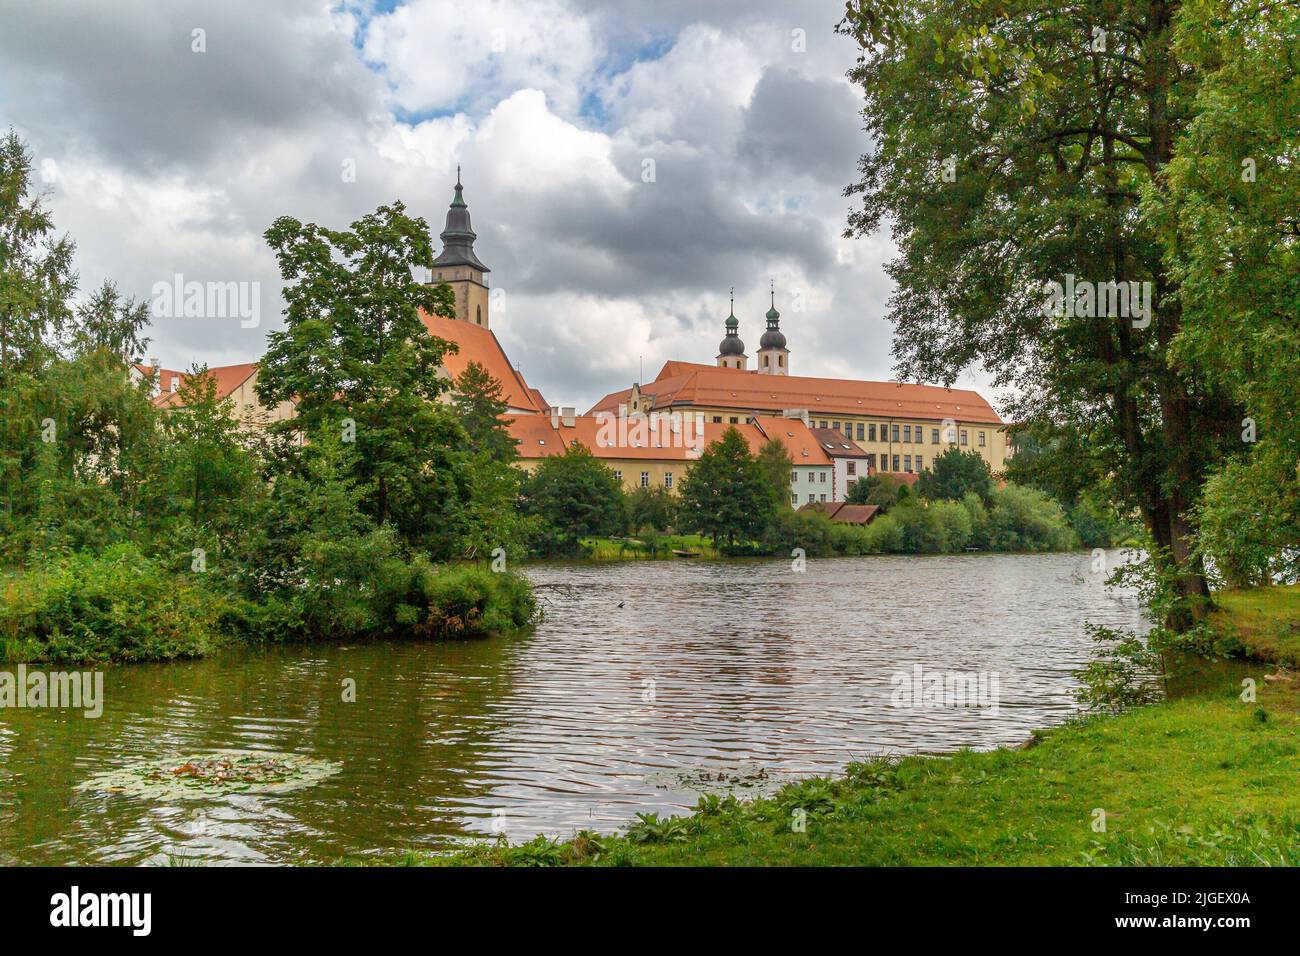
[1211, 584, 1300, 668]
[356, 585, 1300, 867]
[577, 534, 721, 561]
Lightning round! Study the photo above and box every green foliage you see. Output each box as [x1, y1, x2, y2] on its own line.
[985, 484, 1076, 553]
[676, 427, 776, 551]
[838, 0, 1243, 625]
[452, 360, 518, 463]
[0, 544, 224, 663]
[845, 472, 905, 511]
[625, 484, 676, 534]
[915, 447, 992, 503]
[410, 562, 537, 640]
[522, 443, 626, 554]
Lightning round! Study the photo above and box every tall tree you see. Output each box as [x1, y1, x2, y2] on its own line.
[677, 427, 772, 550]
[916, 447, 994, 502]
[1153, 0, 1300, 586]
[521, 444, 625, 554]
[69, 280, 150, 362]
[257, 202, 472, 551]
[754, 438, 795, 511]
[839, 0, 1241, 626]
[0, 129, 76, 378]
[453, 360, 517, 462]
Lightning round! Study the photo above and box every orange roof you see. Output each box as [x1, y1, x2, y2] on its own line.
[420, 310, 546, 414]
[589, 361, 1002, 425]
[509, 413, 787, 463]
[808, 427, 870, 458]
[752, 416, 832, 465]
[133, 362, 258, 407]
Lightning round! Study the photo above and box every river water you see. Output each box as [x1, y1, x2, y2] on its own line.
[0, 551, 1146, 865]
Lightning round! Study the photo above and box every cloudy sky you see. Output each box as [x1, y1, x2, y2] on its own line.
[1, 0, 998, 412]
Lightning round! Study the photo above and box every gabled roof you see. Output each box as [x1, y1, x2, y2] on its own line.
[801, 501, 880, 524]
[132, 362, 259, 408]
[753, 416, 832, 465]
[588, 360, 1002, 425]
[420, 310, 547, 414]
[809, 427, 871, 458]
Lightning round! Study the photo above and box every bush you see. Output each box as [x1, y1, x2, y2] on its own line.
[410, 562, 537, 639]
[0, 544, 225, 663]
[986, 484, 1076, 552]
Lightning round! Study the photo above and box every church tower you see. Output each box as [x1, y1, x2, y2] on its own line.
[716, 290, 748, 370]
[756, 284, 788, 375]
[430, 168, 491, 327]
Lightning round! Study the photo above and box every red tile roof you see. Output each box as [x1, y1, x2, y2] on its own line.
[589, 361, 1002, 425]
[133, 362, 258, 407]
[809, 427, 871, 457]
[420, 310, 547, 414]
[801, 501, 880, 524]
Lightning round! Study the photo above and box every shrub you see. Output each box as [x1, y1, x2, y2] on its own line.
[0, 544, 225, 663]
[986, 484, 1076, 552]
[411, 563, 537, 640]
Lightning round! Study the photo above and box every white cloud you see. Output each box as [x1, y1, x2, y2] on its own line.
[361, 0, 600, 117]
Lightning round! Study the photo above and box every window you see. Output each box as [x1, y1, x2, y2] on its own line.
[846, 461, 856, 476]
[790, 470, 798, 485]
[832, 421, 840, 431]
[664, 472, 673, 489]
[931, 428, 940, 444]
[960, 430, 968, 446]
[712, 415, 722, 423]
[808, 494, 815, 503]
[476, 304, 482, 325]
[807, 471, 816, 483]
[891, 424, 900, 442]
[763, 355, 769, 367]
[640, 472, 650, 488]
[868, 423, 876, 442]
[892, 454, 900, 471]
[819, 471, 827, 483]
[819, 420, 828, 429]
[819, 494, 826, 502]
[856, 423, 865, 440]
[791, 493, 798, 506]
[903, 425, 911, 442]
[866, 454, 876, 470]
[778, 354, 784, 367]
[613, 470, 622, 481]
[978, 431, 986, 447]
[904, 455, 912, 472]
[916, 455, 923, 470]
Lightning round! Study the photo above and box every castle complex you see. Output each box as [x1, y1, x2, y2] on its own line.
[149, 177, 1008, 506]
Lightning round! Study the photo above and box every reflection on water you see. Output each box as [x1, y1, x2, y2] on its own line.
[0, 551, 1145, 865]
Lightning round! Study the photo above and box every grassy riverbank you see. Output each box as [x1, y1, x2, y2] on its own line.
[363, 585, 1300, 867]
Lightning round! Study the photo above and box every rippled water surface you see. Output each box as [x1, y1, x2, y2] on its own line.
[0, 552, 1145, 865]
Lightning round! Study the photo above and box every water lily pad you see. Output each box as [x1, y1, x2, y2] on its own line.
[645, 763, 790, 800]
[77, 750, 341, 800]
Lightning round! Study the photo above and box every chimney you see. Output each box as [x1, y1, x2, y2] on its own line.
[169, 376, 180, 393]
[549, 405, 560, 429]
[561, 407, 576, 428]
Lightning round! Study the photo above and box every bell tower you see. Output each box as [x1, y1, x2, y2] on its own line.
[715, 289, 748, 370]
[430, 168, 491, 327]
[756, 282, 788, 375]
